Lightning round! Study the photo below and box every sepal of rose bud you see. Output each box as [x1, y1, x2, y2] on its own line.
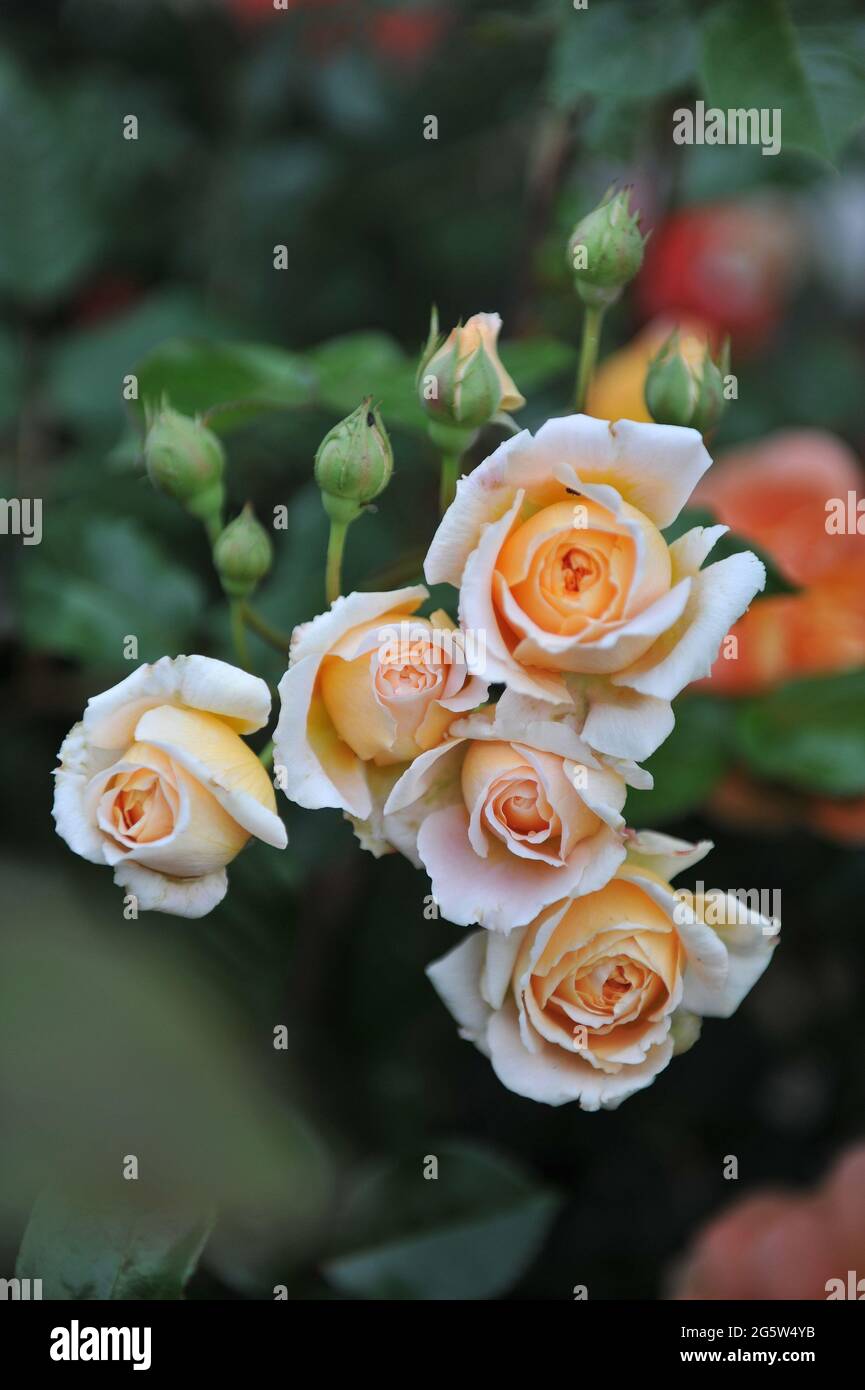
[314, 398, 393, 524]
[144, 405, 226, 524]
[645, 331, 728, 435]
[214, 502, 273, 598]
[567, 186, 648, 308]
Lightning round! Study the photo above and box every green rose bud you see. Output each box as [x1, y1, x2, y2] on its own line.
[644, 331, 730, 436]
[417, 308, 524, 440]
[144, 406, 226, 529]
[314, 398, 393, 524]
[567, 186, 648, 309]
[213, 503, 273, 599]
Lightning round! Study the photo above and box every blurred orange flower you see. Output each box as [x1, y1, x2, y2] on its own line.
[673, 1142, 865, 1300]
[585, 317, 710, 424]
[694, 431, 865, 696]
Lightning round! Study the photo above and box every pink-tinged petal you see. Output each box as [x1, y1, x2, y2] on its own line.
[52, 722, 118, 865]
[424, 430, 535, 587]
[528, 415, 712, 527]
[417, 804, 626, 933]
[669, 523, 728, 579]
[581, 684, 675, 763]
[487, 1000, 674, 1109]
[613, 551, 766, 700]
[480, 929, 526, 1011]
[83, 654, 272, 748]
[383, 739, 465, 816]
[624, 830, 713, 882]
[686, 890, 779, 1018]
[426, 930, 492, 1050]
[112, 860, 228, 919]
[275, 661, 370, 819]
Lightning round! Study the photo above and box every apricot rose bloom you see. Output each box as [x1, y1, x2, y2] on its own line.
[52, 655, 286, 918]
[425, 414, 766, 762]
[274, 587, 488, 853]
[427, 832, 778, 1110]
[385, 688, 647, 933]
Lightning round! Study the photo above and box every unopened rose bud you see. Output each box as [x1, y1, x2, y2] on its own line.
[144, 406, 226, 527]
[417, 309, 524, 443]
[314, 398, 393, 524]
[645, 331, 729, 436]
[567, 187, 648, 309]
[214, 503, 273, 598]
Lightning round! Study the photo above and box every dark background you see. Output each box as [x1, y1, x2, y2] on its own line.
[2, 0, 865, 1300]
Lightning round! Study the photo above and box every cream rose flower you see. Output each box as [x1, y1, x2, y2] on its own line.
[273, 586, 488, 854]
[425, 414, 766, 762]
[427, 831, 779, 1110]
[383, 688, 648, 933]
[52, 655, 286, 918]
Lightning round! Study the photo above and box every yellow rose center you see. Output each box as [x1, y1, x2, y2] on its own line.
[495, 496, 672, 638]
[104, 759, 178, 846]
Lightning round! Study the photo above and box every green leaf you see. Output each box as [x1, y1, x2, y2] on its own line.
[0, 54, 103, 304]
[0, 326, 24, 429]
[498, 337, 576, 394]
[323, 1142, 560, 1300]
[548, 0, 697, 108]
[16, 1186, 213, 1301]
[664, 508, 797, 596]
[735, 668, 865, 796]
[136, 338, 317, 432]
[45, 292, 231, 435]
[700, 0, 865, 165]
[629, 696, 734, 825]
[18, 514, 204, 666]
[308, 331, 425, 430]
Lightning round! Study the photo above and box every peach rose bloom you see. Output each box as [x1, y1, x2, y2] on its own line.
[384, 688, 647, 932]
[274, 586, 487, 856]
[428, 832, 778, 1110]
[673, 1144, 865, 1300]
[52, 656, 286, 918]
[425, 414, 765, 762]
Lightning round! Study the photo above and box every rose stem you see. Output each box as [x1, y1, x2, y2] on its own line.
[439, 452, 460, 514]
[325, 517, 349, 606]
[574, 303, 605, 412]
[241, 603, 291, 653]
[229, 598, 251, 670]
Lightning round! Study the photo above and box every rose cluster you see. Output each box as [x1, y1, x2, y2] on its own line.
[53, 338, 778, 1110]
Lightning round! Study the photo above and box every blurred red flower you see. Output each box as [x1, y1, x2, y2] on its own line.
[637, 203, 801, 355]
[673, 1142, 865, 1300]
[371, 8, 449, 67]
